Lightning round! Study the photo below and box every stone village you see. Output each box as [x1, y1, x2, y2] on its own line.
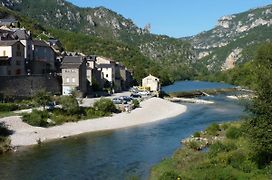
[0, 18, 160, 99]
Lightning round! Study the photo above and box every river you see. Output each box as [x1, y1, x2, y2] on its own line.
[0, 81, 247, 180]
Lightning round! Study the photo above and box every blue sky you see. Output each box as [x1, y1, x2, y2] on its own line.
[67, 0, 272, 38]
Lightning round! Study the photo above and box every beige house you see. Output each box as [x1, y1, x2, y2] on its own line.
[142, 74, 160, 92]
[0, 40, 25, 76]
[86, 56, 104, 91]
[96, 56, 121, 92]
[61, 56, 87, 96]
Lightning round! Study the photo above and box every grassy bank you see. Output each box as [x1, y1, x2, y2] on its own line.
[150, 122, 272, 180]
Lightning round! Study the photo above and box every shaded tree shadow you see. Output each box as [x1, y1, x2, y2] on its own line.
[0, 122, 14, 137]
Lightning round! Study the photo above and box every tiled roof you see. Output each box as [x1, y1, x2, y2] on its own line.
[33, 40, 49, 47]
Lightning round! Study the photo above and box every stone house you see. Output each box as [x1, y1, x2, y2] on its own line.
[86, 56, 104, 91]
[0, 40, 25, 76]
[119, 65, 134, 90]
[142, 74, 160, 92]
[61, 56, 87, 96]
[31, 40, 56, 74]
[96, 56, 123, 92]
[13, 29, 33, 74]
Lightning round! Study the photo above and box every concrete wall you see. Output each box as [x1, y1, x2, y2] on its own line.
[0, 75, 61, 97]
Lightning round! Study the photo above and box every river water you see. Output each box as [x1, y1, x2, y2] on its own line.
[0, 81, 247, 180]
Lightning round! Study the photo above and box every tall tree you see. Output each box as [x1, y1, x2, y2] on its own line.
[245, 43, 272, 166]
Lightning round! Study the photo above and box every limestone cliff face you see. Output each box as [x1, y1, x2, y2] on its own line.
[222, 48, 243, 71]
[187, 4, 272, 71]
[0, 0, 193, 65]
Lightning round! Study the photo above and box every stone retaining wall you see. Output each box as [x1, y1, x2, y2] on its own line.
[0, 75, 61, 98]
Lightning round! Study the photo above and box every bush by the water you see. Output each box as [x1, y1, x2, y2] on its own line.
[193, 131, 201, 137]
[93, 98, 117, 115]
[0, 103, 18, 112]
[159, 171, 180, 180]
[209, 141, 237, 157]
[205, 123, 220, 136]
[187, 140, 202, 150]
[226, 126, 242, 139]
[22, 110, 49, 127]
[59, 96, 80, 115]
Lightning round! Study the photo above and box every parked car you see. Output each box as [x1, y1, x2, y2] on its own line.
[130, 93, 141, 98]
[112, 98, 123, 104]
[120, 96, 133, 102]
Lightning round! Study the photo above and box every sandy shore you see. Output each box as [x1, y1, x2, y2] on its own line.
[0, 98, 187, 147]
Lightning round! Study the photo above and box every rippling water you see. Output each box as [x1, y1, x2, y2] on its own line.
[0, 81, 247, 180]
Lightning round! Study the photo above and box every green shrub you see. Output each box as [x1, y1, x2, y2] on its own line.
[0, 137, 11, 154]
[187, 140, 202, 150]
[159, 171, 181, 180]
[22, 110, 49, 127]
[60, 96, 80, 115]
[193, 131, 201, 138]
[132, 99, 140, 109]
[205, 123, 220, 136]
[226, 127, 242, 139]
[93, 98, 116, 113]
[0, 103, 18, 112]
[209, 141, 237, 157]
[85, 107, 104, 118]
[51, 113, 79, 125]
[227, 150, 246, 168]
[221, 123, 229, 130]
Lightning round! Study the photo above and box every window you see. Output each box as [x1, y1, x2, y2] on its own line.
[66, 78, 70, 83]
[16, 61, 21, 66]
[105, 74, 108, 78]
[16, 69, 21, 75]
[72, 78, 75, 83]
[3, 50, 6, 56]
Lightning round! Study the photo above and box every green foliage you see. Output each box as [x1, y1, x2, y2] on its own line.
[226, 126, 242, 139]
[0, 103, 18, 112]
[209, 141, 237, 157]
[59, 96, 80, 115]
[151, 121, 270, 180]
[158, 171, 180, 180]
[193, 131, 201, 138]
[33, 90, 52, 110]
[93, 98, 116, 115]
[51, 111, 79, 125]
[243, 43, 272, 167]
[132, 99, 140, 109]
[205, 123, 220, 136]
[187, 140, 202, 151]
[22, 110, 49, 127]
[221, 123, 229, 130]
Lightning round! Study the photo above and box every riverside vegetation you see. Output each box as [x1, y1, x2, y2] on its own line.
[21, 91, 121, 127]
[150, 43, 272, 179]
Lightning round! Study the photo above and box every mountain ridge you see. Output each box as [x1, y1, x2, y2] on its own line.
[1, 0, 272, 76]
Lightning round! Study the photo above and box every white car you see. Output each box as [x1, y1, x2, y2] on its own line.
[138, 91, 150, 96]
